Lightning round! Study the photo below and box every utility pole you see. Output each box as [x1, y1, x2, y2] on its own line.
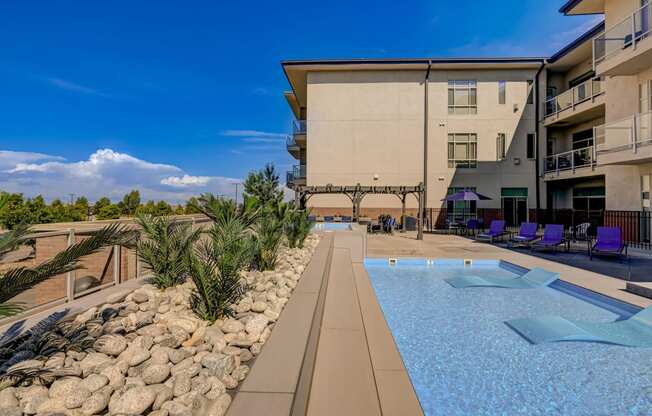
[233, 183, 240, 205]
[419, 60, 432, 241]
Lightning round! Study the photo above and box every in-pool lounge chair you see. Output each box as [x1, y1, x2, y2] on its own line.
[531, 224, 567, 252]
[510, 222, 538, 247]
[444, 267, 559, 289]
[506, 304, 652, 347]
[476, 220, 507, 243]
[589, 226, 628, 260]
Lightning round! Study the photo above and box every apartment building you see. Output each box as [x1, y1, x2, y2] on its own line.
[283, 59, 547, 226]
[557, 0, 652, 212]
[283, 0, 652, 222]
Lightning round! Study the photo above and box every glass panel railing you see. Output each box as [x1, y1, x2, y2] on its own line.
[286, 135, 297, 147]
[594, 3, 652, 66]
[544, 78, 603, 118]
[596, 117, 635, 152]
[293, 120, 307, 135]
[544, 146, 595, 174]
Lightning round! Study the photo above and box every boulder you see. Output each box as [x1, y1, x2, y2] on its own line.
[142, 364, 171, 385]
[108, 385, 156, 415]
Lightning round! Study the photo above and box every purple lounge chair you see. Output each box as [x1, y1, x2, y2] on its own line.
[590, 227, 628, 260]
[531, 224, 566, 252]
[510, 222, 539, 246]
[477, 220, 507, 243]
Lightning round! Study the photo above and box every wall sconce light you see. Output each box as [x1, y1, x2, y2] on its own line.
[373, 174, 379, 181]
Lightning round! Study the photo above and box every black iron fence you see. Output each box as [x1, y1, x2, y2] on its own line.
[425, 208, 652, 250]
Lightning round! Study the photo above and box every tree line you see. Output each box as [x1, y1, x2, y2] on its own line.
[0, 190, 203, 229]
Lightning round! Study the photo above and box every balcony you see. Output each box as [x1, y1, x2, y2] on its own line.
[286, 135, 300, 159]
[544, 146, 599, 180]
[595, 110, 652, 165]
[544, 78, 604, 127]
[286, 164, 306, 189]
[593, 3, 652, 76]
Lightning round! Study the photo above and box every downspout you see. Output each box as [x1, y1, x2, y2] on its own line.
[534, 61, 545, 220]
[419, 60, 432, 241]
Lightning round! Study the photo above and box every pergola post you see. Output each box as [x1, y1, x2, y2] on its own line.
[401, 194, 407, 232]
[417, 183, 424, 240]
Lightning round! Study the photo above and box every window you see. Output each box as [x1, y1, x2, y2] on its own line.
[527, 80, 534, 104]
[639, 80, 652, 112]
[448, 80, 477, 114]
[572, 187, 605, 211]
[496, 133, 506, 160]
[526, 133, 536, 159]
[448, 133, 477, 168]
[498, 81, 506, 104]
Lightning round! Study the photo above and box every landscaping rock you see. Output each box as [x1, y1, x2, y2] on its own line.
[49, 376, 82, 399]
[143, 364, 171, 384]
[108, 385, 156, 415]
[95, 335, 128, 356]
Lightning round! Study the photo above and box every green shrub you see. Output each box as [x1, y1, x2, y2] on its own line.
[96, 204, 121, 220]
[188, 198, 253, 322]
[285, 209, 313, 248]
[135, 214, 201, 289]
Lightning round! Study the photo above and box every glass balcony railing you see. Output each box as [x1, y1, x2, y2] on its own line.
[593, 2, 651, 67]
[544, 78, 604, 118]
[286, 164, 306, 185]
[293, 120, 307, 135]
[595, 110, 652, 153]
[286, 135, 298, 148]
[544, 146, 596, 174]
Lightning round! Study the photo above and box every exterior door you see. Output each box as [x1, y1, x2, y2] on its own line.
[502, 188, 529, 227]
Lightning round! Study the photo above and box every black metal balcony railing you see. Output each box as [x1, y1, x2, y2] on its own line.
[293, 120, 307, 135]
[544, 146, 595, 174]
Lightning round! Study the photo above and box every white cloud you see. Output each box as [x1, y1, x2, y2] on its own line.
[161, 174, 213, 188]
[0, 148, 240, 203]
[42, 77, 106, 97]
[0, 150, 64, 171]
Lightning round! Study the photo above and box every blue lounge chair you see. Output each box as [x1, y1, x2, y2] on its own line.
[444, 267, 559, 289]
[590, 226, 628, 260]
[510, 222, 538, 246]
[324, 216, 334, 222]
[506, 305, 652, 347]
[531, 224, 567, 252]
[477, 220, 507, 243]
[341, 216, 352, 223]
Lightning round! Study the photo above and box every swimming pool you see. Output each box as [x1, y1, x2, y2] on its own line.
[312, 222, 352, 231]
[365, 258, 651, 416]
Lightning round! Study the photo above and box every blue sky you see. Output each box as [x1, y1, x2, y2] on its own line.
[0, 0, 599, 202]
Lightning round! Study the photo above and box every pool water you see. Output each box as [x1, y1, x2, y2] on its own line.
[365, 258, 652, 416]
[312, 222, 352, 231]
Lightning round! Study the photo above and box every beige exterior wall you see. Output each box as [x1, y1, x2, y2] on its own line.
[303, 68, 543, 213]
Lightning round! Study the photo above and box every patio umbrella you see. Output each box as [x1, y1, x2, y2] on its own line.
[441, 190, 492, 201]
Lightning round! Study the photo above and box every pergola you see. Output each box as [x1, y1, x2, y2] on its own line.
[294, 183, 425, 239]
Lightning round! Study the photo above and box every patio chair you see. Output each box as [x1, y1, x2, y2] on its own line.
[465, 219, 480, 236]
[531, 224, 567, 252]
[307, 215, 317, 222]
[506, 304, 652, 348]
[574, 222, 591, 241]
[445, 267, 559, 289]
[324, 216, 334, 222]
[510, 222, 539, 247]
[589, 226, 628, 260]
[476, 220, 507, 243]
[341, 216, 352, 223]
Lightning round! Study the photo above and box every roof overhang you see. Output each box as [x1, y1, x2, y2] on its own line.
[282, 58, 546, 107]
[559, 0, 604, 15]
[547, 20, 604, 71]
[284, 91, 300, 119]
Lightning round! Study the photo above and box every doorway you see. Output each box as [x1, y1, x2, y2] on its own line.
[502, 188, 528, 227]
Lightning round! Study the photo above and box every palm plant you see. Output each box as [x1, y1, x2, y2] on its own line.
[285, 209, 314, 248]
[252, 203, 286, 271]
[188, 198, 252, 322]
[0, 223, 133, 318]
[135, 214, 201, 289]
[0, 310, 106, 387]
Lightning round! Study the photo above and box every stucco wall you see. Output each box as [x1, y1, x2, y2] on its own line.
[304, 68, 544, 212]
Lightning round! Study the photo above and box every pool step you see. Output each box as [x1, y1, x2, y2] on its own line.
[626, 282, 652, 300]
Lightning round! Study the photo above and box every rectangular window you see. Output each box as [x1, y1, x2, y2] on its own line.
[639, 80, 652, 112]
[527, 80, 534, 104]
[496, 133, 506, 160]
[498, 81, 506, 104]
[447, 133, 477, 168]
[526, 133, 536, 159]
[448, 80, 477, 114]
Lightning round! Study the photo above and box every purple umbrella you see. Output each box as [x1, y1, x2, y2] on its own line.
[442, 190, 492, 201]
